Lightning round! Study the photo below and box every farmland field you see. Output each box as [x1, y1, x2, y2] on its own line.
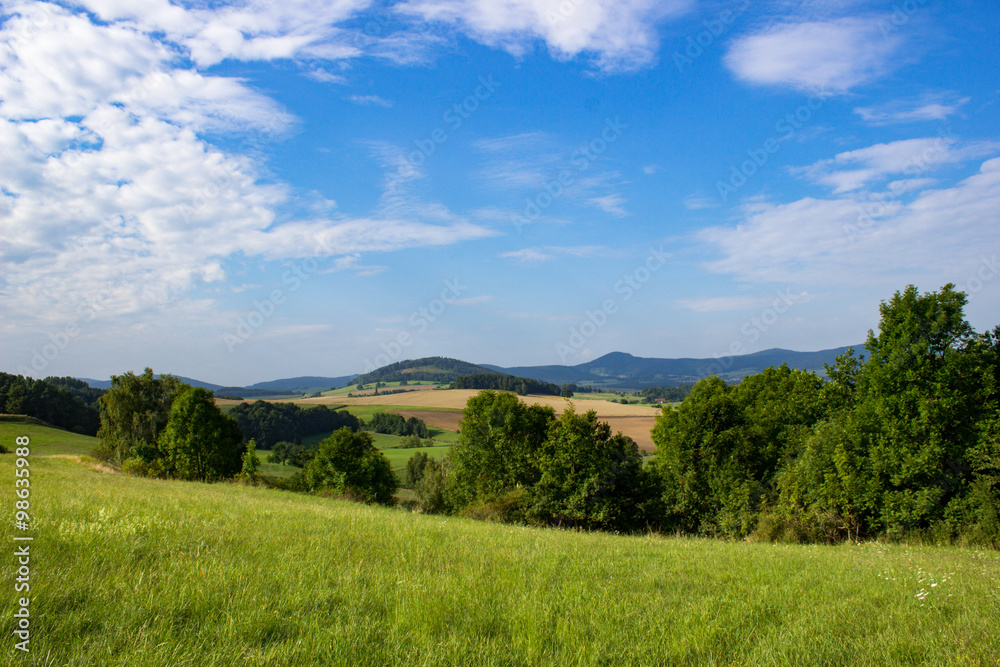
[2, 451, 997, 665]
[299, 389, 661, 450]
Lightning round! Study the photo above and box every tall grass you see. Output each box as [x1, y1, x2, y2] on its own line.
[1, 455, 998, 665]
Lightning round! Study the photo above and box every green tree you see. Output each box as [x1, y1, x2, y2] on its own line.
[843, 284, 991, 536]
[446, 390, 555, 509]
[241, 438, 261, 484]
[96, 368, 186, 465]
[415, 458, 449, 514]
[158, 387, 245, 481]
[405, 451, 432, 487]
[652, 367, 827, 537]
[304, 428, 397, 505]
[530, 407, 661, 531]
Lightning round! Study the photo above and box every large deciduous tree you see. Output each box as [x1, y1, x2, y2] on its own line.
[530, 407, 661, 531]
[97, 368, 186, 465]
[158, 387, 245, 482]
[303, 428, 397, 505]
[446, 390, 555, 508]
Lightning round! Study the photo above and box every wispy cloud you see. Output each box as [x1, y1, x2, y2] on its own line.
[501, 245, 610, 263]
[588, 194, 627, 217]
[474, 131, 629, 218]
[724, 17, 906, 93]
[683, 195, 719, 210]
[792, 138, 1000, 193]
[348, 94, 394, 107]
[700, 156, 1000, 287]
[677, 292, 811, 313]
[854, 94, 969, 125]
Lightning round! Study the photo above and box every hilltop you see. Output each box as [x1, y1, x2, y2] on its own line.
[351, 357, 497, 385]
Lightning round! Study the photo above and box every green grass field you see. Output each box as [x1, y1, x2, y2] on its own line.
[321, 381, 436, 396]
[338, 405, 458, 420]
[380, 445, 452, 479]
[0, 419, 97, 457]
[2, 453, 998, 665]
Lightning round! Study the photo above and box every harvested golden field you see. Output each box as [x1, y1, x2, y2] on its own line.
[299, 389, 662, 450]
[394, 409, 463, 432]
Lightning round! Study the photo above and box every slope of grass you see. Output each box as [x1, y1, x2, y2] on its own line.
[380, 445, 452, 478]
[2, 455, 998, 665]
[0, 419, 97, 456]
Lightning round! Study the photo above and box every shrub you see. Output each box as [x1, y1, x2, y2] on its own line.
[415, 459, 449, 514]
[303, 428, 397, 505]
[460, 488, 531, 524]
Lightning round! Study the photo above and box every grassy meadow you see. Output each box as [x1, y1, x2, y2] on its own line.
[1, 441, 999, 665]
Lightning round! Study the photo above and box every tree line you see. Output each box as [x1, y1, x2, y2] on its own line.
[450, 373, 565, 397]
[74, 283, 1000, 546]
[0, 373, 102, 435]
[405, 390, 660, 529]
[651, 284, 999, 543]
[405, 285, 999, 544]
[229, 401, 360, 450]
[364, 411, 430, 438]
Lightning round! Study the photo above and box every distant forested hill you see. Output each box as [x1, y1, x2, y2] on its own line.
[484, 346, 858, 389]
[352, 357, 497, 385]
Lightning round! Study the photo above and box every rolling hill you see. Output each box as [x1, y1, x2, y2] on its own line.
[4, 451, 996, 665]
[483, 346, 859, 389]
[351, 357, 497, 385]
[77, 346, 860, 396]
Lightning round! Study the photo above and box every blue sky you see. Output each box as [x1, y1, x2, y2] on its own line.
[2, 0, 999, 386]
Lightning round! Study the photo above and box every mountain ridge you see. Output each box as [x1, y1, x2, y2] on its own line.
[75, 346, 859, 393]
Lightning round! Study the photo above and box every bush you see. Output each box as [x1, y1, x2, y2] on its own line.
[121, 457, 166, 478]
[460, 488, 531, 524]
[303, 428, 397, 505]
[405, 451, 431, 487]
[416, 458, 450, 514]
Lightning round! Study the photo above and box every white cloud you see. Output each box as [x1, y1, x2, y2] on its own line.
[501, 245, 609, 263]
[700, 157, 1000, 289]
[397, 0, 693, 71]
[0, 5, 495, 332]
[348, 94, 394, 107]
[794, 137, 1000, 193]
[724, 17, 905, 93]
[588, 194, 627, 217]
[73, 0, 369, 67]
[855, 94, 970, 125]
[642, 163, 660, 175]
[677, 292, 811, 313]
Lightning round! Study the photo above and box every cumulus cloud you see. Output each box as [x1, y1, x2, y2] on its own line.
[724, 17, 906, 93]
[0, 3, 494, 331]
[397, 0, 693, 70]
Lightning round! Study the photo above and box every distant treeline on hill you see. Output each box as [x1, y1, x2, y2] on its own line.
[230, 401, 360, 449]
[640, 385, 694, 402]
[450, 373, 564, 396]
[354, 357, 495, 385]
[215, 387, 306, 399]
[0, 373, 102, 435]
